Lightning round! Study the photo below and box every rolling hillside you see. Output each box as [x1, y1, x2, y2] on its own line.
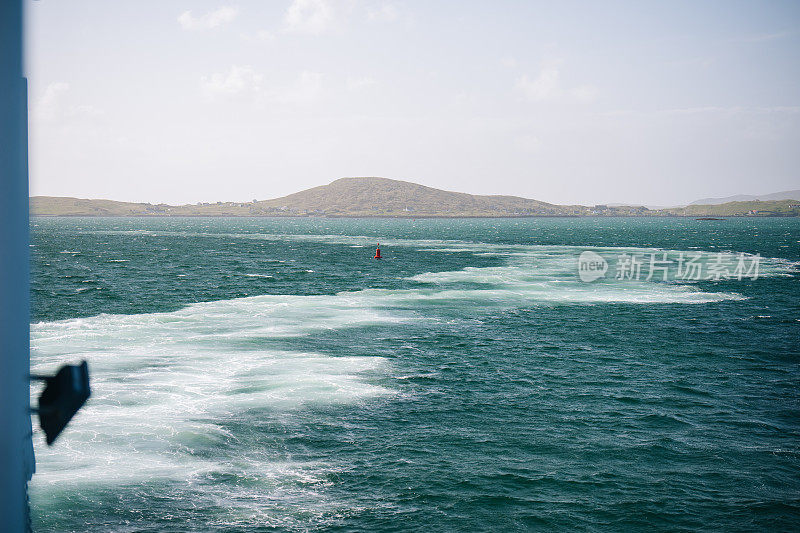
[659, 199, 800, 217]
[31, 177, 596, 217]
[30, 177, 800, 217]
[256, 177, 571, 216]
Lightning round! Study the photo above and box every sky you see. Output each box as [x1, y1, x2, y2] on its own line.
[25, 0, 800, 206]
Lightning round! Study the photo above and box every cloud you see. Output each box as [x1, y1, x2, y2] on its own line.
[201, 65, 263, 101]
[34, 82, 103, 121]
[283, 0, 334, 34]
[367, 3, 399, 22]
[178, 6, 239, 30]
[200, 67, 324, 105]
[516, 65, 597, 104]
[35, 82, 70, 120]
[515, 68, 560, 102]
[67, 104, 103, 118]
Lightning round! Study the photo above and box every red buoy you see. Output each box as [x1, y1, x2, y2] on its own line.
[374, 243, 382, 260]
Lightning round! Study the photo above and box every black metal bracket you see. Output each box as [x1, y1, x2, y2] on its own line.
[30, 361, 91, 445]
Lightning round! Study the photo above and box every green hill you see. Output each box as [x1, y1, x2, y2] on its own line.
[255, 177, 573, 216]
[31, 177, 594, 217]
[29, 177, 800, 217]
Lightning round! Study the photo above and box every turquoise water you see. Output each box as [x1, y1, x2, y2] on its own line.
[29, 217, 800, 531]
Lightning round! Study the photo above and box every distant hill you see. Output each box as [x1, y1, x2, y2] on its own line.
[690, 189, 800, 205]
[256, 177, 575, 216]
[30, 177, 800, 217]
[658, 199, 800, 217]
[31, 177, 603, 217]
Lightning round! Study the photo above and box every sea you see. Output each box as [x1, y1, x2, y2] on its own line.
[28, 216, 800, 532]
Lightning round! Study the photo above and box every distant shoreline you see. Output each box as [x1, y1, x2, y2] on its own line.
[29, 214, 797, 219]
[29, 177, 800, 218]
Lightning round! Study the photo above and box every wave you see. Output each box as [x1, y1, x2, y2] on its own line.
[30, 292, 400, 500]
[29, 247, 745, 490]
[77, 228, 797, 275]
[406, 249, 747, 304]
[30, 232, 790, 526]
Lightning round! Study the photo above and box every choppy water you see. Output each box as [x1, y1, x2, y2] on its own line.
[29, 217, 800, 531]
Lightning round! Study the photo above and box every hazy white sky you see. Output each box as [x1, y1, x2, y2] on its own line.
[26, 0, 800, 206]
